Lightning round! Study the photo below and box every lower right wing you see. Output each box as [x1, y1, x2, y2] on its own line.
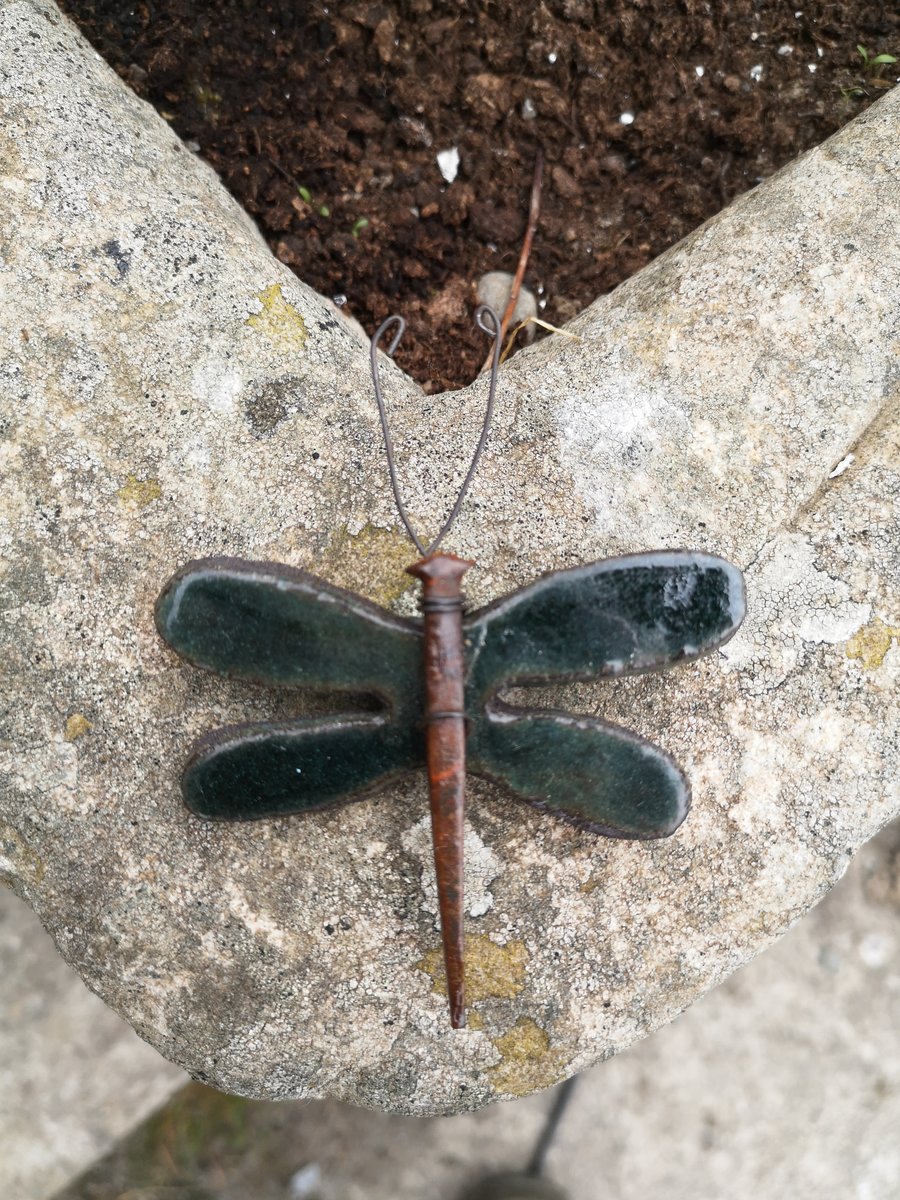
[468, 702, 689, 838]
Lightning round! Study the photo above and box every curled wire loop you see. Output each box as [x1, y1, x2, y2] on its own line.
[369, 304, 501, 558]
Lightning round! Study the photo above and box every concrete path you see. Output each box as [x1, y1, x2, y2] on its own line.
[0, 890, 184, 1200]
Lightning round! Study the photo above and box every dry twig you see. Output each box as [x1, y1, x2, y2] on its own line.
[500, 316, 581, 364]
[479, 151, 544, 374]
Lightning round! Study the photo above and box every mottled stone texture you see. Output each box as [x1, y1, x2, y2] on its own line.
[0, 0, 898, 1114]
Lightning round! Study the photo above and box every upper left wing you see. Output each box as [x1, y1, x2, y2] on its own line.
[155, 556, 424, 713]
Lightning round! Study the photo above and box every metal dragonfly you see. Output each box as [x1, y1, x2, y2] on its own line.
[155, 305, 746, 1029]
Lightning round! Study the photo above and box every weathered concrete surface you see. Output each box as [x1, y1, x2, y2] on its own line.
[0, 0, 897, 1114]
[0, 888, 184, 1200]
[54, 821, 900, 1200]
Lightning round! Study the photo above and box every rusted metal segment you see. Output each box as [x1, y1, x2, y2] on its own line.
[406, 551, 474, 1029]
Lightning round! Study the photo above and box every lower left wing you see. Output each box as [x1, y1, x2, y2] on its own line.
[181, 714, 423, 821]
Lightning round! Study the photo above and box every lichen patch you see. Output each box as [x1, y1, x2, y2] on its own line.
[846, 617, 900, 670]
[418, 934, 528, 1004]
[322, 523, 416, 607]
[64, 713, 92, 742]
[245, 283, 308, 350]
[488, 1018, 571, 1096]
[117, 474, 162, 507]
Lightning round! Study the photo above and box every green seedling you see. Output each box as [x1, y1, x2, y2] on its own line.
[296, 185, 330, 218]
[856, 44, 898, 72]
[842, 44, 898, 99]
[351, 217, 370, 238]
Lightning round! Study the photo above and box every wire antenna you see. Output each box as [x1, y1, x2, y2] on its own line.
[370, 304, 501, 558]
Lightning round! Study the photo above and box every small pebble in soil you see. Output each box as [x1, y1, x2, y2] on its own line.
[619, 111, 635, 124]
[695, 65, 705, 77]
[750, 64, 764, 81]
[477, 271, 538, 340]
[437, 146, 460, 183]
[521, 96, 538, 120]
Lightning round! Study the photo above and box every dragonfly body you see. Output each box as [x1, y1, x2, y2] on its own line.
[156, 549, 745, 1028]
[407, 552, 472, 1027]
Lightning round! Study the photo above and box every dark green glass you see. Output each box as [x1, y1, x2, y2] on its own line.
[155, 551, 745, 837]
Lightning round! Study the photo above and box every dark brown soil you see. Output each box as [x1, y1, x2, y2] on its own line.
[60, 1, 898, 389]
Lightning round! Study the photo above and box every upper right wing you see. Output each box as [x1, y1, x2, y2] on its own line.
[464, 551, 745, 702]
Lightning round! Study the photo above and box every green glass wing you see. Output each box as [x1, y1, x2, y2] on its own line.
[155, 557, 426, 819]
[463, 551, 745, 703]
[468, 703, 689, 838]
[155, 557, 424, 712]
[182, 716, 423, 821]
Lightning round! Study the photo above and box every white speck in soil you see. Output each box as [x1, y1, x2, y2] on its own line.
[436, 146, 460, 183]
[695, 65, 705, 77]
[619, 111, 635, 125]
[750, 64, 764, 81]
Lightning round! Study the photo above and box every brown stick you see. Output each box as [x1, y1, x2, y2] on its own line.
[479, 150, 544, 374]
[406, 551, 473, 1029]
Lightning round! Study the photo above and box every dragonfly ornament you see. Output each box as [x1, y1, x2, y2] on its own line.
[156, 306, 746, 1029]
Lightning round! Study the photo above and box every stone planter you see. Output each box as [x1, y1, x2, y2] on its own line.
[1, 0, 898, 1115]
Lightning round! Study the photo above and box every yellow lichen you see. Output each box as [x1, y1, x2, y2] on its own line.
[846, 617, 900, 669]
[418, 934, 529, 1004]
[321, 524, 416, 607]
[488, 1018, 571, 1097]
[0, 820, 46, 886]
[245, 284, 308, 350]
[64, 713, 92, 742]
[117, 474, 162, 507]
